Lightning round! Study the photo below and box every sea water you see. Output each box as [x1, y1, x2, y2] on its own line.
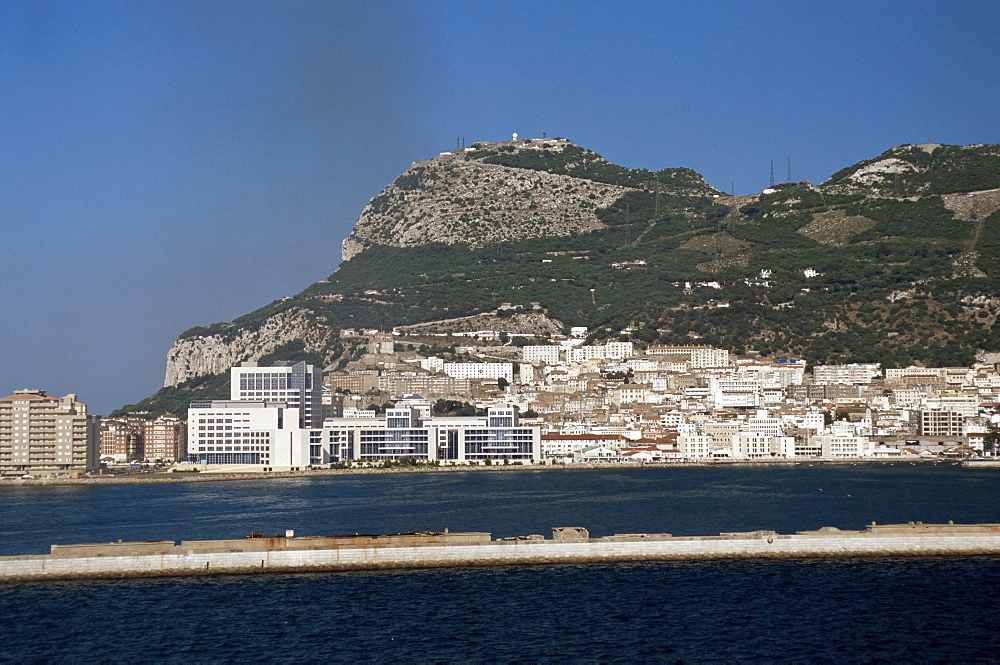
[1, 464, 998, 661]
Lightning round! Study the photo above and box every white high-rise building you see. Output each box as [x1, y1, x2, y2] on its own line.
[231, 361, 324, 427]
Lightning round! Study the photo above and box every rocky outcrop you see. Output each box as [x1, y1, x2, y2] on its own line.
[164, 308, 335, 386]
[942, 188, 1000, 221]
[342, 145, 633, 261]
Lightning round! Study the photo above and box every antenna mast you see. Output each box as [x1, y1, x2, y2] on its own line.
[769, 160, 775, 188]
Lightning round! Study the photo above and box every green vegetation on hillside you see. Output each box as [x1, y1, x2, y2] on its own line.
[469, 142, 716, 195]
[123, 142, 1000, 415]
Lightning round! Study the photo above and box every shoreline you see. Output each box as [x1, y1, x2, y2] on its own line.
[0, 457, 970, 487]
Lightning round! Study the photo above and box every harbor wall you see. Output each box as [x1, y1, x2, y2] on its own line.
[3, 525, 1000, 583]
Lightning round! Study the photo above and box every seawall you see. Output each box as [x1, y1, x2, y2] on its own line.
[2, 523, 999, 583]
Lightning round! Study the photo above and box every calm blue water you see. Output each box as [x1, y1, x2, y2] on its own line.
[2, 465, 999, 661]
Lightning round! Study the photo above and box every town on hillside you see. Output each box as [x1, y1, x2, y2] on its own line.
[4, 324, 1000, 477]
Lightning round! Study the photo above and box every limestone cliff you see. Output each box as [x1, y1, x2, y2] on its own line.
[342, 141, 633, 261]
[165, 308, 335, 386]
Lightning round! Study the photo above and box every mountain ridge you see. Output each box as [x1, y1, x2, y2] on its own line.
[114, 139, 1000, 416]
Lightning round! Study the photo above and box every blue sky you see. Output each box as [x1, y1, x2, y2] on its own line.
[2, 0, 997, 414]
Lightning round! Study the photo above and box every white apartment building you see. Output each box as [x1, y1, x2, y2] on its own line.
[737, 363, 806, 388]
[0, 389, 99, 476]
[442, 362, 514, 384]
[231, 361, 324, 427]
[677, 433, 715, 459]
[522, 345, 561, 365]
[711, 379, 762, 409]
[187, 400, 302, 468]
[648, 346, 730, 368]
[732, 433, 794, 459]
[816, 434, 870, 458]
[420, 356, 445, 373]
[611, 384, 650, 406]
[812, 363, 881, 385]
[741, 413, 784, 437]
[567, 342, 634, 363]
[780, 411, 826, 433]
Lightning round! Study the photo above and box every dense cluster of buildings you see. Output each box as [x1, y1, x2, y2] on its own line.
[186, 361, 539, 468]
[4, 328, 1000, 476]
[319, 329, 1000, 465]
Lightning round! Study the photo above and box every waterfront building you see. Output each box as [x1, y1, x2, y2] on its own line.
[676, 432, 714, 459]
[732, 433, 794, 459]
[540, 433, 625, 459]
[99, 415, 148, 462]
[815, 433, 871, 458]
[323, 401, 539, 465]
[189, 363, 541, 467]
[918, 396, 979, 437]
[143, 414, 187, 462]
[187, 400, 301, 468]
[0, 389, 99, 476]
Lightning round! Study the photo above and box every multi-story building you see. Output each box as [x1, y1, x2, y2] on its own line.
[323, 401, 539, 465]
[815, 434, 870, 458]
[325, 371, 379, 395]
[711, 379, 762, 409]
[812, 363, 881, 385]
[522, 345, 561, 365]
[187, 400, 297, 467]
[99, 415, 148, 462]
[377, 373, 471, 398]
[610, 384, 650, 406]
[231, 361, 324, 427]
[442, 362, 514, 385]
[189, 363, 540, 468]
[918, 396, 979, 437]
[677, 433, 715, 459]
[143, 414, 187, 461]
[733, 433, 795, 459]
[567, 342, 634, 363]
[647, 345, 730, 368]
[0, 389, 99, 476]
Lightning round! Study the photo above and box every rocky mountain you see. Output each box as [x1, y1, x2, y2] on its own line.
[117, 139, 1000, 416]
[341, 137, 716, 260]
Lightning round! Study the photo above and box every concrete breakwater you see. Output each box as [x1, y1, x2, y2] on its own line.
[2, 523, 999, 583]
